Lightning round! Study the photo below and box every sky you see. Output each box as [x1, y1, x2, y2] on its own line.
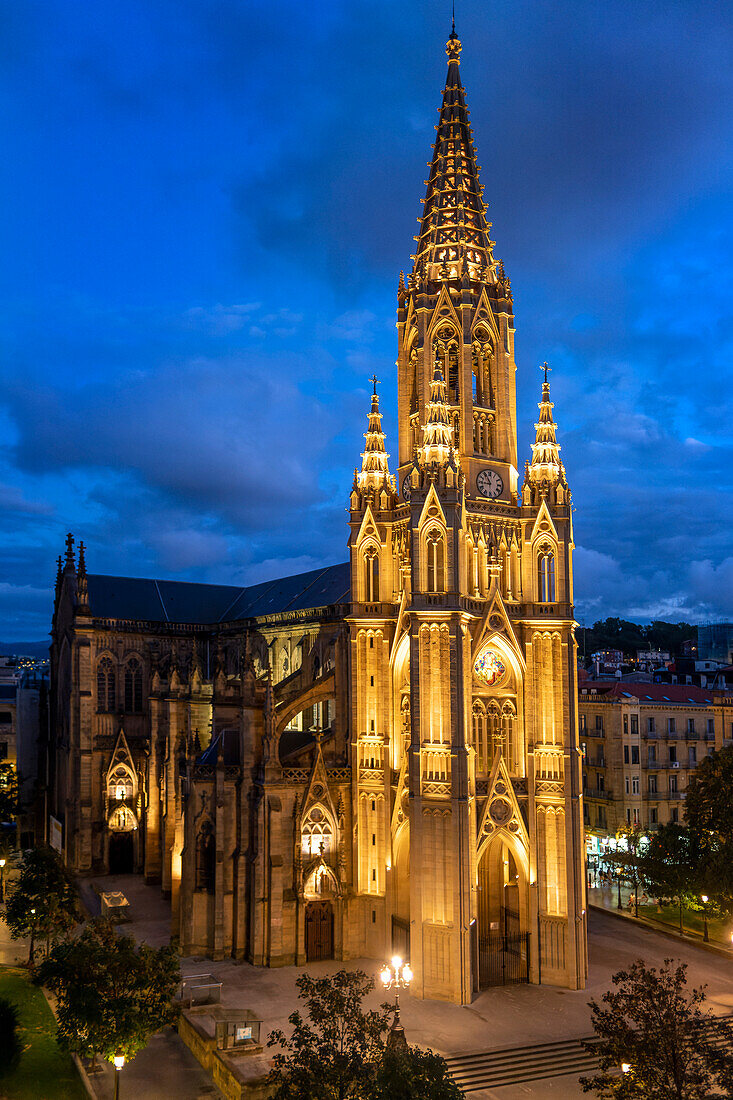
[0, 0, 732, 641]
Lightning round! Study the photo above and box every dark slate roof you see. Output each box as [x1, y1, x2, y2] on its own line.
[86, 562, 350, 626]
[0, 684, 17, 701]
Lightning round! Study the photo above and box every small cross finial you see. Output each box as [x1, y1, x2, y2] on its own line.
[541, 361, 551, 383]
[452, 0, 455, 35]
[370, 374, 379, 396]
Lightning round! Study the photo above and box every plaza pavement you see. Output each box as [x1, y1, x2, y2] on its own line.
[74, 873, 733, 1099]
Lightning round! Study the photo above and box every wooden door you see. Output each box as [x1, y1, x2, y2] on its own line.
[305, 901, 334, 961]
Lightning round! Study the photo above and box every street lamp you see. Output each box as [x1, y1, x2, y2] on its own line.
[701, 895, 709, 943]
[380, 955, 413, 1051]
[0, 857, 5, 904]
[113, 1051, 125, 1100]
[621, 1062, 631, 1074]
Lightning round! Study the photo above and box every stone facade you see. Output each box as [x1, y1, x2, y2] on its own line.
[48, 28, 587, 1002]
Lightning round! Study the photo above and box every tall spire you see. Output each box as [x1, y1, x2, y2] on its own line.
[358, 376, 391, 490]
[412, 29, 496, 282]
[420, 358, 456, 465]
[528, 364, 561, 484]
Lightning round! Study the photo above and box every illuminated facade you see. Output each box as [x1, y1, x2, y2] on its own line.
[49, 28, 586, 1002]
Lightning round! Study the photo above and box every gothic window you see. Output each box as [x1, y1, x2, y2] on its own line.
[124, 657, 143, 713]
[363, 547, 380, 602]
[426, 528, 445, 593]
[97, 657, 116, 712]
[196, 820, 215, 894]
[537, 546, 556, 602]
[108, 764, 134, 802]
[109, 805, 135, 832]
[302, 805, 333, 858]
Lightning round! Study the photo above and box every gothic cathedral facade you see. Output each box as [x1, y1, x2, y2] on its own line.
[49, 30, 587, 1003]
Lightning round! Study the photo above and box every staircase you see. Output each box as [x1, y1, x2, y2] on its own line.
[444, 1036, 599, 1092]
[445, 1013, 733, 1093]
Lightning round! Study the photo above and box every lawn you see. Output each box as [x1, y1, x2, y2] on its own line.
[637, 902, 731, 946]
[0, 967, 86, 1099]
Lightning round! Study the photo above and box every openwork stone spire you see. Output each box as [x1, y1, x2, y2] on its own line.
[528, 364, 561, 485]
[412, 29, 496, 282]
[76, 540, 90, 613]
[420, 358, 455, 465]
[358, 376, 391, 489]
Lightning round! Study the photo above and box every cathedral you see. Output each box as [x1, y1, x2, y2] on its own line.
[49, 28, 587, 1003]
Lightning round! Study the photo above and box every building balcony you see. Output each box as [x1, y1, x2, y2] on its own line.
[583, 728, 605, 738]
[584, 788, 613, 801]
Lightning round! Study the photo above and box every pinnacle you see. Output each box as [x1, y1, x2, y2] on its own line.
[358, 378, 391, 490]
[528, 364, 562, 485]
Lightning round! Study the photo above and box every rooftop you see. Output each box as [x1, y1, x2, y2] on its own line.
[580, 681, 716, 706]
[85, 562, 351, 626]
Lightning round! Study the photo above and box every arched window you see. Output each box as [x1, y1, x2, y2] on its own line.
[97, 657, 116, 712]
[363, 547, 380, 602]
[426, 528, 445, 593]
[302, 806, 333, 858]
[537, 547, 556, 602]
[108, 764, 134, 802]
[196, 820, 215, 894]
[124, 657, 143, 713]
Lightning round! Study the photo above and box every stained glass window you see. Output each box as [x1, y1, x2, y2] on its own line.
[474, 648, 506, 687]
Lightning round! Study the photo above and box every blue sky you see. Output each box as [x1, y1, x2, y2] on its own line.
[1, 0, 732, 640]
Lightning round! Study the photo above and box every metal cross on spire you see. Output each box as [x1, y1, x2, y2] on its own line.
[370, 374, 380, 395]
[452, 0, 455, 35]
[541, 361, 552, 383]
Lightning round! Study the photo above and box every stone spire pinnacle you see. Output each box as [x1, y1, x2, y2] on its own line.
[63, 532, 76, 574]
[420, 357, 456, 465]
[358, 376, 391, 489]
[528, 364, 561, 484]
[412, 29, 496, 282]
[76, 540, 90, 613]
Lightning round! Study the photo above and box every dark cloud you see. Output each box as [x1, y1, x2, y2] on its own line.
[0, 0, 731, 639]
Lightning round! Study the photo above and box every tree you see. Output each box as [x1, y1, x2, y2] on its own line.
[5, 846, 78, 964]
[267, 969, 460, 1100]
[372, 1046, 463, 1100]
[580, 958, 733, 1098]
[685, 746, 733, 849]
[609, 826, 647, 917]
[637, 825, 702, 934]
[37, 918, 179, 1067]
[0, 762, 19, 823]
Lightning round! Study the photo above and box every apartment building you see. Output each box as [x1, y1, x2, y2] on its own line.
[580, 682, 724, 843]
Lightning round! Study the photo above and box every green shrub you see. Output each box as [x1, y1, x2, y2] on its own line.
[0, 995, 21, 1075]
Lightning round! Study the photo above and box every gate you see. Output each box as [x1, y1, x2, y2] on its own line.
[478, 930, 530, 987]
[391, 916, 410, 961]
[305, 901, 334, 961]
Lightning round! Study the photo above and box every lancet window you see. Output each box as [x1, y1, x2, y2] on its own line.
[124, 657, 143, 713]
[301, 805, 333, 858]
[363, 546, 380, 602]
[97, 657, 116, 712]
[537, 546, 556, 603]
[108, 764, 134, 802]
[471, 335, 493, 408]
[433, 327, 460, 403]
[425, 528, 445, 593]
[196, 820, 215, 893]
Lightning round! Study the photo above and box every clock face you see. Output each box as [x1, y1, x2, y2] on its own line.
[401, 474, 412, 501]
[476, 469, 503, 499]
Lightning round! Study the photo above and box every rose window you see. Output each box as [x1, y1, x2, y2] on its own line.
[474, 648, 506, 687]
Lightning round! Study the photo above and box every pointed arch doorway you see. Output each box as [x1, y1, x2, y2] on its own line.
[476, 834, 530, 987]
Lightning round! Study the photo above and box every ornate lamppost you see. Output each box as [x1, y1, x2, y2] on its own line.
[380, 955, 413, 1051]
[113, 1051, 125, 1100]
[701, 895, 709, 943]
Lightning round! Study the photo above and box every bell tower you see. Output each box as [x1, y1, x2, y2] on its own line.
[349, 25, 587, 1003]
